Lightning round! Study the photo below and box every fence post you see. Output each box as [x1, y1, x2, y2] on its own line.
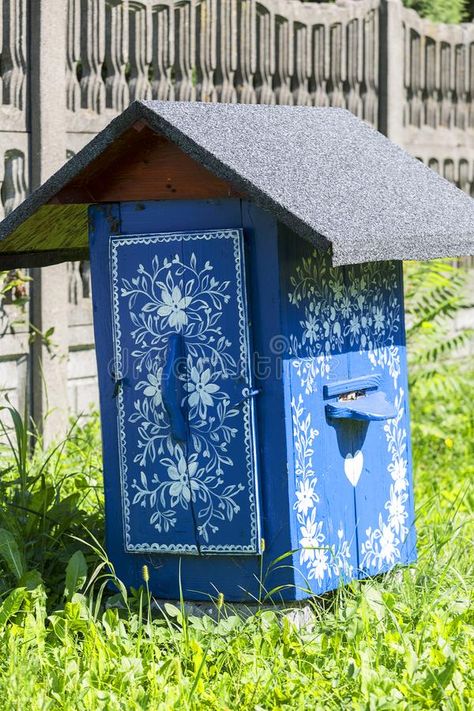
[29, 0, 69, 444]
[378, 0, 405, 145]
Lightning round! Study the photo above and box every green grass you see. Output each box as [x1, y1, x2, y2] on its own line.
[0, 377, 471, 710]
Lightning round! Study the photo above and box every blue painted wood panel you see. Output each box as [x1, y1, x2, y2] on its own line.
[110, 231, 194, 552]
[240, 202, 295, 599]
[280, 232, 416, 594]
[280, 230, 359, 595]
[345, 262, 417, 577]
[181, 230, 261, 553]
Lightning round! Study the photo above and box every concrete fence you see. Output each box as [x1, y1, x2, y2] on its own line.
[0, 0, 473, 440]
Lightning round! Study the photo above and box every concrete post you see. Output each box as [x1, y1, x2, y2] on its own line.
[29, 0, 69, 444]
[378, 0, 405, 146]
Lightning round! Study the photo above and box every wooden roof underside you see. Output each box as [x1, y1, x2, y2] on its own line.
[0, 124, 243, 267]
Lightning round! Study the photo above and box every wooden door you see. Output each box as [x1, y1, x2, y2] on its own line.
[110, 228, 261, 554]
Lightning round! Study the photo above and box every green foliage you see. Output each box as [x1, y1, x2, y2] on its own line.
[0, 390, 470, 708]
[0, 528, 25, 580]
[0, 269, 30, 335]
[0, 406, 103, 606]
[0, 261, 471, 708]
[305, 0, 471, 23]
[431, 0, 468, 22]
[403, 0, 468, 23]
[0, 270, 57, 350]
[404, 259, 473, 399]
[64, 550, 88, 601]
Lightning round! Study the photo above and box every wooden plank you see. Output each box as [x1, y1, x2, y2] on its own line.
[88, 202, 143, 593]
[0, 126, 245, 265]
[107, 224, 262, 554]
[0, 246, 90, 269]
[348, 261, 417, 578]
[54, 127, 244, 204]
[280, 229, 358, 596]
[324, 374, 381, 398]
[326, 391, 397, 421]
[241, 203, 297, 599]
[181, 228, 261, 553]
[109, 228, 199, 553]
[0, 204, 89, 255]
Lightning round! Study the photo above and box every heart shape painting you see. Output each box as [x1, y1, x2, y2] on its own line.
[344, 450, 364, 487]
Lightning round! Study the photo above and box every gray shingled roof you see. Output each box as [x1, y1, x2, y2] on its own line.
[1, 100, 473, 266]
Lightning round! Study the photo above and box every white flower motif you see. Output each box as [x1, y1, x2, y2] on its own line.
[121, 247, 248, 545]
[320, 356, 331, 377]
[388, 457, 407, 493]
[295, 478, 317, 516]
[349, 315, 360, 340]
[386, 489, 408, 535]
[142, 371, 162, 408]
[303, 313, 319, 345]
[299, 514, 324, 564]
[157, 285, 192, 330]
[185, 358, 220, 417]
[329, 274, 345, 301]
[373, 306, 385, 332]
[289, 254, 408, 580]
[168, 452, 200, 505]
[340, 296, 352, 318]
[310, 548, 329, 581]
[379, 522, 399, 565]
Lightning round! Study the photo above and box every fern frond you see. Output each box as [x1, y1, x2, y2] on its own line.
[404, 259, 474, 395]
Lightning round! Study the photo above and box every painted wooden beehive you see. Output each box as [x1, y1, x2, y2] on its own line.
[0, 101, 473, 601]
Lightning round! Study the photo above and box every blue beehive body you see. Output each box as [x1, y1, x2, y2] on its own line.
[89, 198, 416, 601]
[3, 101, 471, 603]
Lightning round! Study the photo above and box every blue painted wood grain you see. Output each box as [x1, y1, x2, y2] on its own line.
[346, 261, 417, 578]
[240, 201, 296, 600]
[396, 263, 417, 570]
[179, 227, 261, 553]
[279, 232, 416, 594]
[326, 390, 397, 421]
[280, 228, 359, 596]
[161, 334, 187, 443]
[324, 374, 381, 398]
